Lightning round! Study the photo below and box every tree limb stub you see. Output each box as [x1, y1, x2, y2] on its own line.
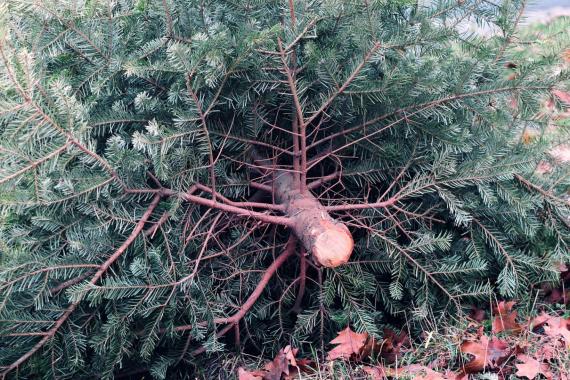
[273, 171, 353, 267]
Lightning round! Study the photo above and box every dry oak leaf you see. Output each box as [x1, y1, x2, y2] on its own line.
[547, 287, 570, 305]
[238, 345, 302, 380]
[469, 306, 486, 323]
[376, 328, 410, 363]
[460, 335, 512, 373]
[553, 89, 570, 105]
[358, 328, 410, 363]
[326, 326, 369, 361]
[535, 337, 558, 361]
[264, 345, 299, 380]
[238, 367, 264, 380]
[542, 316, 570, 348]
[563, 49, 570, 63]
[530, 312, 570, 347]
[529, 312, 552, 330]
[492, 301, 521, 334]
[283, 357, 315, 380]
[521, 129, 539, 145]
[515, 354, 553, 380]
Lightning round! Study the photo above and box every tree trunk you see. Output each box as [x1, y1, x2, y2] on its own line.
[273, 171, 354, 267]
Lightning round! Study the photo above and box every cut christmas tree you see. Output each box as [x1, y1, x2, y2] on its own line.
[0, 0, 568, 378]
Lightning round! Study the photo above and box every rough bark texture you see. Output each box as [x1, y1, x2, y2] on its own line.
[273, 171, 354, 267]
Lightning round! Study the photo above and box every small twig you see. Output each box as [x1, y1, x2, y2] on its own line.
[292, 249, 307, 313]
[163, 235, 297, 335]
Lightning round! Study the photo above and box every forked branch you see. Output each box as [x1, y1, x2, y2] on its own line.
[0, 194, 162, 378]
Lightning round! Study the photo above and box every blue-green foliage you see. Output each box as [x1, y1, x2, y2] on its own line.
[0, 0, 568, 378]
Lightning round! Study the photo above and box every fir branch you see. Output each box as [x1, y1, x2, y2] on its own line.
[0, 194, 161, 378]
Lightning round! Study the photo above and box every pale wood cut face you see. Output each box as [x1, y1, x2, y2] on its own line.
[312, 222, 354, 268]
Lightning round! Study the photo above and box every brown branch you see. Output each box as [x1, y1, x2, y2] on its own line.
[307, 171, 341, 190]
[144, 211, 171, 238]
[273, 171, 353, 267]
[190, 183, 285, 211]
[292, 249, 307, 314]
[161, 0, 174, 36]
[251, 181, 273, 192]
[288, 0, 296, 28]
[308, 85, 552, 152]
[277, 37, 304, 190]
[209, 131, 294, 156]
[325, 197, 397, 211]
[303, 41, 381, 128]
[0, 143, 69, 186]
[0, 264, 99, 291]
[48, 272, 92, 295]
[514, 174, 570, 206]
[166, 235, 297, 334]
[0, 195, 161, 378]
[494, 0, 526, 64]
[186, 73, 217, 199]
[163, 188, 294, 227]
[284, 18, 318, 52]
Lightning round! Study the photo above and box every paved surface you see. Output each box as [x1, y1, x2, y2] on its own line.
[527, 0, 569, 10]
[525, 0, 570, 23]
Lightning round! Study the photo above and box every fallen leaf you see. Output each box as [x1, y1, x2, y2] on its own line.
[530, 313, 570, 337]
[521, 129, 538, 145]
[469, 306, 486, 322]
[534, 336, 557, 361]
[515, 355, 541, 379]
[529, 312, 552, 330]
[378, 328, 410, 363]
[282, 345, 298, 368]
[326, 326, 369, 361]
[492, 301, 521, 334]
[563, 49, 570, 63]
[550, 144, 570, 163]
[263, 345, 301, 380]
[238, 367, 264, 380]
[542, 316, 570, 348]
[460, 335, 512, 373]
[535, 161, 553, 175]
[547, 288, 570, 304]
[363, 365, 389, 379]
[515, 354, 553, 380]
[263, 353, 287, 380]
[553, 89, 570, 105]
[295, 357, 314, 370]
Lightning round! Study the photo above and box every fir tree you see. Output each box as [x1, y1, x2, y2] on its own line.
[0, 0, 568, 378]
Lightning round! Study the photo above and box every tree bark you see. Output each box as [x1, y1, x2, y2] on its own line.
[273, 171, 353, 267]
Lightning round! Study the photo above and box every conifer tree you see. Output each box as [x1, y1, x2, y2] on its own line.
[0, 0, 568, 378]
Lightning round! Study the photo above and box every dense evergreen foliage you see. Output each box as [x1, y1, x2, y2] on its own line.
[0, 0, 568, 378]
